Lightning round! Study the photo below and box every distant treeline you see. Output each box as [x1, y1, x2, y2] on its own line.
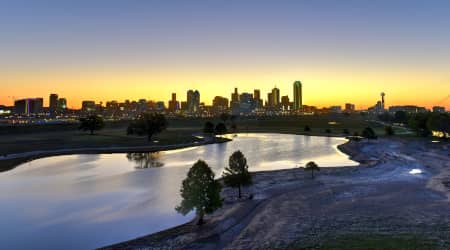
[378, 111, 450, 137]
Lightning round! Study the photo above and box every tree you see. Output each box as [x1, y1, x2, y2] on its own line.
[385, 126, 395, 136]
[223, 151, 252, 198]
[427, 113, 450, 138]
[304, 161, 320, 179]
[79, 115, 104, 135]
[304, 125, 311, 132]
[220, 113, 229, 123]
[127, 113, 168, 141]
[343, 129, 350, 135]
[176, 160, 222, 225]
[203, 121, 215, 134]
[394, 111, 409, 124]
[325, 128, 332, 134]
[215, 123, 227, 134]
[362, 127, 377, 140]
[408, 113, 431, 137]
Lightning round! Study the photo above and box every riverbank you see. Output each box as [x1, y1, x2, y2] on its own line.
[0, 133, 229, 172]
[102, 137, 450, 250]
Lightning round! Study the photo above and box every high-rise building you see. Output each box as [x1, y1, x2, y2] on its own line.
[231, 88, 240, 115]
[254, 89, 262, 108]
[345, 103, 355, 112]
[187, 90, 200, 113]
[49, 93, 58, 116]
[239, 93, 255, 114]
[14, 98, 44, 115]
[293, 81, 302, 110]
[212, 96, 229, 113]
[281, 95, 290, 110]
[57, 98, 67, 111]
[168, 93, 179, 112]
[82, 101, 96, 113]
[271, 87, 280, 107]
[267, 92, 274, 108]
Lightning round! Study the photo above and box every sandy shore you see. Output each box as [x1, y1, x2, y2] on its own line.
[101, 137, 450, 250]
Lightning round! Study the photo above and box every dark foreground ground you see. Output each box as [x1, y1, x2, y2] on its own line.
[102, 138, 450, 250]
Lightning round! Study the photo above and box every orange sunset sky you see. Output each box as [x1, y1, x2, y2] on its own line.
[1, 1, 449, 110]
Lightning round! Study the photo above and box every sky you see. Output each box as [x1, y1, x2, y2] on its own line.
[1, 0, 449, 109]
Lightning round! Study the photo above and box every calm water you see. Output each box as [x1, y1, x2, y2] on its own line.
[0, 133, 357, 249]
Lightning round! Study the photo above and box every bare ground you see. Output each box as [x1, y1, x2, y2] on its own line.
[102, 138, 450, 250]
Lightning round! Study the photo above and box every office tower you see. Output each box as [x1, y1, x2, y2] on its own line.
[267, 92, 273, 108]
[168, 93, 179, 112]
[82, 101, 96, 113]
[254, 89, 262, 108]
[432, 106, 446, 113]
[187, 90, 200, 113]
[281, 95, 290, 110]
[14, 98, 44, 115]
[272, 87, 280, 107]
[231, 88, 240, 115]
[57, 98, 67, 111]
[293, 81, 302, 110]
[212, 96, 229, 113]
[239, 93, 255, 114]
[49, 93, 58, 116]
[345, 103, 355, 112]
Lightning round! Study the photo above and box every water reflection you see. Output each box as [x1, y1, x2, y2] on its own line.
[126, 152, 164, 169]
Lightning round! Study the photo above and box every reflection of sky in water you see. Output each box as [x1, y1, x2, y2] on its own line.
[0, 133, 357, 249]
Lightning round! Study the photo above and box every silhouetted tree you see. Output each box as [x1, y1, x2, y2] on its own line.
[408, 113, 431, 137]
[127, 113, 168, 141]
[223, 150, 252, 198]
[304, 161, 320, 179]
[304, 125, 311, 132]
[203, 121, 215, 134]
[343, 129, 350, 135]
[427, 113, 450, 138]
[79, 115, 104, 135]
[215, 123, 227, 134]
[385, 126, 395, 136]
[176, 160, 222, 225]
[362, 127, 377, 140]
[394, 111, 409, 124]
[126, 152, 164, 169]
[220, 113, 229, 123]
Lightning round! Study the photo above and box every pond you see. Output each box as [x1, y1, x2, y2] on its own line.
[0, 133, 358, 249]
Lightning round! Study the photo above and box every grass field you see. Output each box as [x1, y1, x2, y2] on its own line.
[0, 114, 404, 171]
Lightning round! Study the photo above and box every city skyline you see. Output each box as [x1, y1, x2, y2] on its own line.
[1, 0, 450, 109]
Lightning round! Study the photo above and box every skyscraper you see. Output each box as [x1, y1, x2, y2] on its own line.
[254, 89, 262, 108]
[293, 81, 302, 110]
[168, 93, 179, 112]
[49, 93, 58, 116]
[187, 90, 200, 113]
[231, 88, 240, 115]
[272, 87, 280, 107]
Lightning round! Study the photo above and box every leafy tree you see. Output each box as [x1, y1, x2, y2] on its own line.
[427, 113, 450, 138]
[203, 121, 215, 134]
[223, 151, 252, 198]
[304, 161, 320, 179]
[378, 112, 393, 123]
[325, 128, 332, 134]
[215, 122, 227, 134]
[176, 160, 222, 225]
[304, 125, 311, 132]
[220, 113, 229, 123]
[408, 113, 431, 137]
[127, 113, 168, 141]
[385, 126, 395, 136]
[394, 111, 409, 124]
[362, 127, 377, 140]
[343, 129, 350, 135]
[79, 115, 104, 135]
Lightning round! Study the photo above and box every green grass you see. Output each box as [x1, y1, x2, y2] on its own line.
[288, 234, 439, 250]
